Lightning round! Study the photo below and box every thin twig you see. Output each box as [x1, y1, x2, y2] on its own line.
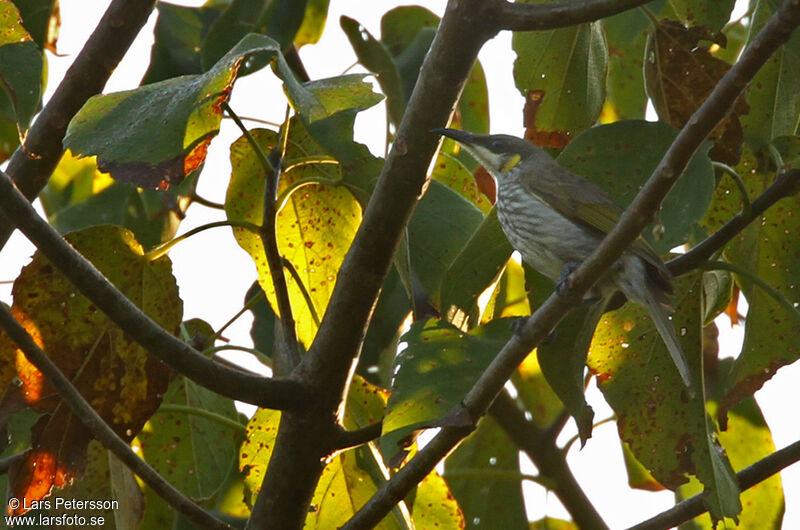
[189, 192, 226, 210]
[331, 421, 383, 451]
[0, 305, 231, 530]
[0, 169, 306, 411]
[629, 439, 800, 530]
[0, 0, 158, 250]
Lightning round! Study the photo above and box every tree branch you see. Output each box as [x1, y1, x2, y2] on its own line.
[668, 168, 800, 276]
[343, 1, 800, 526]
[0, 305, 231, 530]
[0, 0, 157, 249]
[248, 0, 504, 526]
[497, 0, 653, 31]
[0, 170, 308, 411]
[629, 439, 800, 530]
[490, 391, 608, 530]
[331, 421, 383, 452]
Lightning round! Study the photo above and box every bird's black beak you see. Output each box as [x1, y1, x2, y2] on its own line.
[431, 127, 478, 146]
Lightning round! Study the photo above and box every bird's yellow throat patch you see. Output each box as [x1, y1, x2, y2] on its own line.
[501, 153, 521, 172]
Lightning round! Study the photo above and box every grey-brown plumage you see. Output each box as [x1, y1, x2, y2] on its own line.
[434, 128, 693, 391]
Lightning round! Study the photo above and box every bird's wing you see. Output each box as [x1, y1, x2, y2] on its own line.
[524, 162, 668, 273]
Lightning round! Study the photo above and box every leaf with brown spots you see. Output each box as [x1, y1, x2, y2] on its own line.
[702, 148, 800, 419]
[678, 370, 784, 529]
[644, 19, 749, 165]
[63, 34, 294, 189]
[225, 121, 362, 348]
[0, 225, 180, 514]
[138, 376, 242, 501]
[588, 271, 742, 521]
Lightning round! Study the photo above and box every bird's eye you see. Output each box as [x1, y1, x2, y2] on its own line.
[490, 140, 503, 152]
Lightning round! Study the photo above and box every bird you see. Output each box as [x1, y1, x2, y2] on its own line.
[433, 128, 693, 391]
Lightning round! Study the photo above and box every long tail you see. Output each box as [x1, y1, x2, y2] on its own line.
[642, 289, 695, 395]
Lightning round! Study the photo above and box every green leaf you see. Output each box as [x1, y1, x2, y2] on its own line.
[440, 208, 512, 326]
[587, 272, 742, 520]
[225, 125, 361, 348]
[410, 469, 464, 529]
[294, 0, 330, 48]
[13, 0, 58, 51]
[381, 319, 515, 462]
[771, 135, 800, 169]
[444, 417, 528, 529]
[456, 61, 490, 134]
[558, 120, 715, 254]
[0, 41, 42, 135]
[239, 408, 281, 504]
[740, 0, 800, 151]
[41, 151, 184, 248]
[340, 15, 405, 127]
[65, 34, 289, 190]
[0, 1, 42, 140]
[525, 265, 594, 441]
[677, 391, 784, 529]
[708, 148, 800, 415]
[139, 377, 243, 501]
[143, 2, 226, 84]
[408, 181, 485, 311]
[621, 441, 665, 491]
[602, 11, 648, 120]
[202, 0, 307, 68]
[246, 281, 276, 362]
[666, 0, 736, 32]
[513, 13, 607, 147]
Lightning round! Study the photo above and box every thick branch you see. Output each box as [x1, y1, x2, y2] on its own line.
[0, 305, 231, 530]
[668, 168, 800, 276]
[490, 391, 608, 530]
[0, 0, 157, 248]
[344, 1, 800, 526]
[252, 1, 503, 526]
[629, 439, 800, 530]
[497, 0, 653, 31]
[0, 170, 307, 411]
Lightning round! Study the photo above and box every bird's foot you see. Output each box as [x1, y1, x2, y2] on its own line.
[556, 262, 581, 296]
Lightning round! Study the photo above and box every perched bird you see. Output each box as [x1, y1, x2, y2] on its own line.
[433, 128, 693, 391]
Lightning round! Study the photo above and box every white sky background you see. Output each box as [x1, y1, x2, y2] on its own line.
[1, 0, 799, 527]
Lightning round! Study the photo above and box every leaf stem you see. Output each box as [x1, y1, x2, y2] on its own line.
[275, 174, 343, 212]
[155, 404, 247, 433]
[282, 257, 321, 327]
[144, 220, 260, 261]
[712, 161, 752, 218]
